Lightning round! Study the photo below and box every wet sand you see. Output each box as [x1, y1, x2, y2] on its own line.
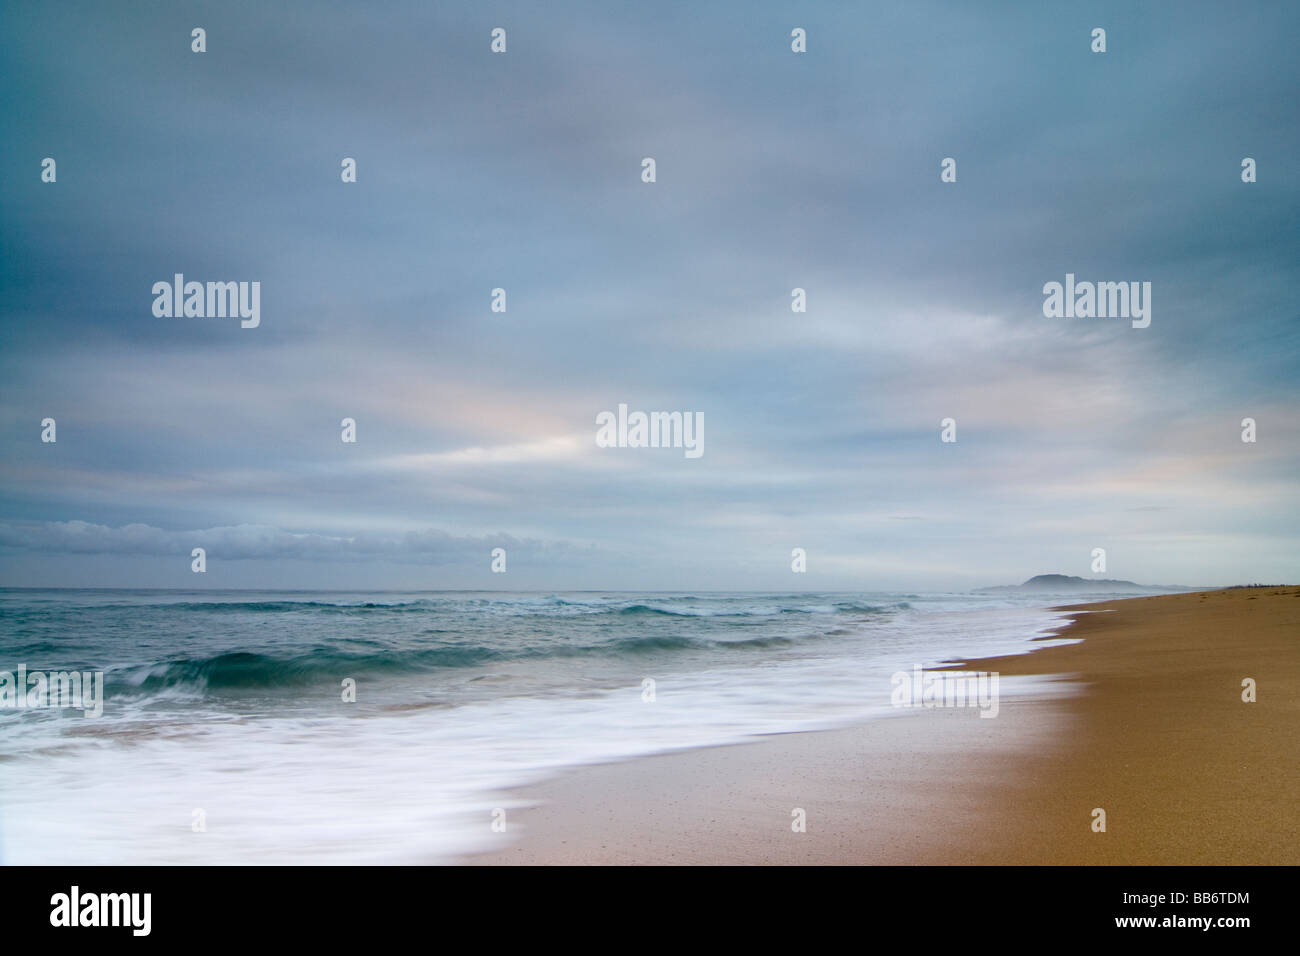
[462, 587, 1300, 865]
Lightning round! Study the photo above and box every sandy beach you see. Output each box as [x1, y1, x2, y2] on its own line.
[464, 587, 1300, 865]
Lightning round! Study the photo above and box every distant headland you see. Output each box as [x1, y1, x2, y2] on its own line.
[975, 574, 1181, 593]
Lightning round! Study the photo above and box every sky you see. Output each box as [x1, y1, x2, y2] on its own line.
[1, 1, 1297, 590]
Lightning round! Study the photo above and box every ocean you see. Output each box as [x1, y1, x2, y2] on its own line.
[0, 588, 1137, 864]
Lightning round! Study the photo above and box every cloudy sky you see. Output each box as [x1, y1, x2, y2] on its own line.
[1, 1, 1297, 590]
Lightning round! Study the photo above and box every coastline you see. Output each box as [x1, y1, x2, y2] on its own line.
[459, 587, 1300, 865]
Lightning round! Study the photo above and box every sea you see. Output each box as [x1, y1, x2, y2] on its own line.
[0, 587, 1151, 864]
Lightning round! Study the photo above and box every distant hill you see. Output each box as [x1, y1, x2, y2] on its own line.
[976, 574, 1153, 593]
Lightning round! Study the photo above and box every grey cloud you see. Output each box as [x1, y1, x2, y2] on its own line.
[0, 1, 1296, 589]
[0, 521, 587, 566]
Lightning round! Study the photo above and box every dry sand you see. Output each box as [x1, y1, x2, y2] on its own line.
[462, 587, 1299, 865]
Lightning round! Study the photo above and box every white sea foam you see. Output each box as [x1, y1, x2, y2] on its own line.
[0, 594, 1086, 864]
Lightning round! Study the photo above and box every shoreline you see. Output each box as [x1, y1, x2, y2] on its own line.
[459, 587, 1300, 865]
